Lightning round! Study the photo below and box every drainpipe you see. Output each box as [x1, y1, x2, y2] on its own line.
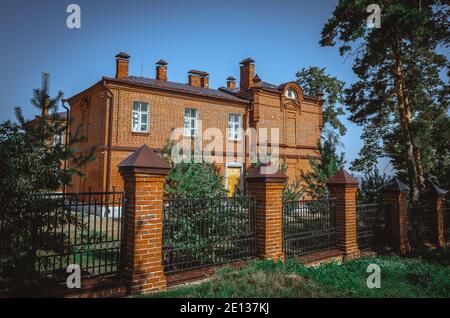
[103, 80, 114, 193]
[243, 100, 254, 194]
[61, 99, 70, 194]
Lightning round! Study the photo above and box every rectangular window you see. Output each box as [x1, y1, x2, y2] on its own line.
[54, 132, 63, 146]
[228, 113, 242, 140]
[132, 101, 149, 133]
[184, 108, 198, 137]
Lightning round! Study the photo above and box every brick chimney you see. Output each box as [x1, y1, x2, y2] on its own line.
[188, 70, 208, 88]
[200, 74, 209, 89]
[115, 52, 130, 79]
[227, 76, 236, 89]
[156, 59, 167, 81]
[239, 58, 255, 90]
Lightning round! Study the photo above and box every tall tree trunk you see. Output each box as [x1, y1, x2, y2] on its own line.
[394, 58, 424, 202]
[404, 94, 426, 191]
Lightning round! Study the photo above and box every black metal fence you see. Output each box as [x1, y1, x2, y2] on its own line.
[408, 202, 431, 243]
[0, 191, 125, 289]
[283, 198, 336, 257]
[162, 196, 256, 274]
[444, 200, 450, 242]
[356, 203, 388, 250]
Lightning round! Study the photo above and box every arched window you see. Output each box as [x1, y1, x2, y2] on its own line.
[285, 88, 297, 100]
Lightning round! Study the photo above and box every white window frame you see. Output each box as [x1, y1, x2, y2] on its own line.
[228, 113, 242, 141]
[132, 101, 149, 133]
[54, 132, 63, 146]
[184, 108, 199, 137]
[285, 88, 297, 100]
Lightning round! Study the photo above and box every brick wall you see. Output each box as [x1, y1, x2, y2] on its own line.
[327, 169, 360, 259]
[246, 168, 286, 261]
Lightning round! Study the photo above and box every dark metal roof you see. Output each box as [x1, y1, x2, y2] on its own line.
[327, 168, 359, 185]
[427, 176, 448, 196]
[156, 59, 168, 66]
[219, 87, 240, 94]
[104, 76, 249, 103]
[115, 52, 130, 59]
[227, 76, 236, 81]
[256, 81, 277, 90]
[382, 177, 410, 192]
[119, 144, 170, 172]
[246, 165, 287, 183]
[240, 58, 255, 65]
[188, 70, 209, 77]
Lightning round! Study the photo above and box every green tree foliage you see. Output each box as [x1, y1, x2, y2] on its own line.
[296, 66, 347, 140]
[279, 161, 305, 201]
[158, 139, 227, 199]
[302, 135, 345, 199]
[0, 73, 93, 290]
[320, 0, 449, 201]
[358, 168, 389, 203]
[295, 67, 347, 198]
[164, 162, 226, 199]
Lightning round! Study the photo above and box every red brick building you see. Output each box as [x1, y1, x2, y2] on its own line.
[66, 52, 323, 194]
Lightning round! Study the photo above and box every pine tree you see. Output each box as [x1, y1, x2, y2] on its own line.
[0, 73, 93, 291]
[358, 168, 389, 203]
[320, 0, 449, 201]
[302, 135, 346, 199]
[296, 66, 347, 142]
[296, 67, 347, 198]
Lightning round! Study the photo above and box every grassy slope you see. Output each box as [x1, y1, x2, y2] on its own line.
[147, 249, 450, 298]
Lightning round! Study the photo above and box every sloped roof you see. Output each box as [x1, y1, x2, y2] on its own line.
[104, 76, 248, 103]
[327, 168, 359, 185]
[382, 177, 410, 192]
[119, 144, 170, 174]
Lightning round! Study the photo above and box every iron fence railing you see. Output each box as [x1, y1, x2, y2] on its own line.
[283, 198, 336, 257]
[356, 203, 388, 250]
[162, 196, 256, 274]
[408, 202, 431, 243]
[0, 191, 125, 289]
[444, 200, 450, 242]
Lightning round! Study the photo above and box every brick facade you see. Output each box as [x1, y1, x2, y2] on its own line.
[67, 53, 323, 192]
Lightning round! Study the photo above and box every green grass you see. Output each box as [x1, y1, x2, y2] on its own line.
[145, 249, 450, 298]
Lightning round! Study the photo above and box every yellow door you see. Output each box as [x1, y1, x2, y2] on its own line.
[227, 167, 241, 197]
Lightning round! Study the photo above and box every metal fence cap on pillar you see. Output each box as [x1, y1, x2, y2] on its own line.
[245, 166, 287, 183]
[425, 176, 448, 197]
[381, 177, 410, 193]
[118, 144, 170, 175]
[326, 168, 359, 186]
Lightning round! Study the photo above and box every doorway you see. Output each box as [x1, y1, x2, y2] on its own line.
[226, 163, 243, 197]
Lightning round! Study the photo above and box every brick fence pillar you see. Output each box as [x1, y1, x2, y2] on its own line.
[326, 169, 360, 259]
[246, 167, 286, 261]
[425, 177, 447, 248]
[118, 145, 170, 294]
[381, 177, 411, 254]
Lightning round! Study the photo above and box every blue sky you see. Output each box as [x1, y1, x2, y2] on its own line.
[0, 0, 395, 173]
